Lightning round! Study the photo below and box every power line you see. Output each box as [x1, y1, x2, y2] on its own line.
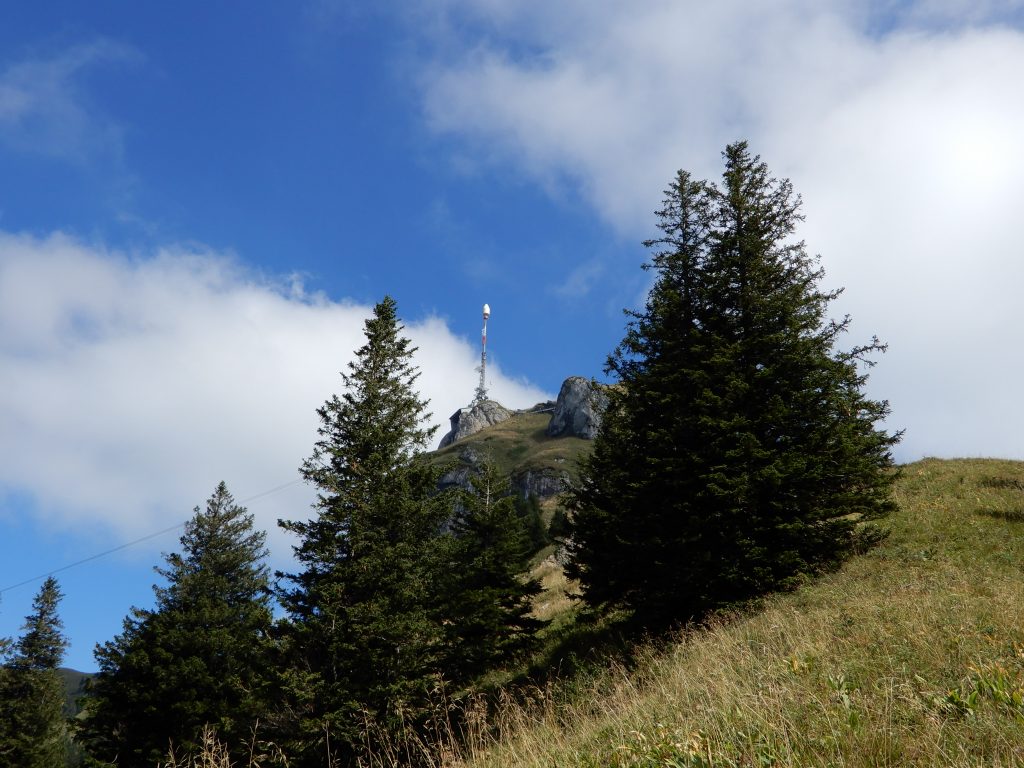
[0, 478, 304, 595]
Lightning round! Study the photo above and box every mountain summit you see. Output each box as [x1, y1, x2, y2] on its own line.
[437, 377, 607, 449]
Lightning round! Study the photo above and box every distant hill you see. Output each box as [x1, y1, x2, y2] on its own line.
[428, 378, 606, 499]
[427, 408, 593, 498]
[58, 667, 92, 717]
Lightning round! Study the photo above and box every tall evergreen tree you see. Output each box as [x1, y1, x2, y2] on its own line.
[513, 493, 549, 552]
[440, 463, 543, 687]
[277, 296, 452, 763]
[79, 483, 273, 767]
[567, 142, 900, 626]
[0, 577, 69, 768]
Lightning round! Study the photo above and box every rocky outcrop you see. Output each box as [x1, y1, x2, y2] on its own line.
[438, 400, 513, 449]
[436, 446, 569, 502]
[511, 468, 570, 500]
[437, 463, 477, 494]
[545, 376, 608, 439]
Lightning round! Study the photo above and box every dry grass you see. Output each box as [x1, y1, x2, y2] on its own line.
[157, 724, 292, 768]
[157, 459, 1024, 767]
[437, 458, 1024, 767]
[529, 555, 578, 624]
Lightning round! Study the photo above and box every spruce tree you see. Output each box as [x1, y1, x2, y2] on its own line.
[0, 577, 69, 768]
[277, 296, 452, 763]
[567, 142, 900, 625]
[513, 493, 549, 552]
[79, 483, 273, 767]
[440, 463, 543, 687]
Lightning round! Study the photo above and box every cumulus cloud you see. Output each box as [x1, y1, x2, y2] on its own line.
[414, 0, 1024, 461]
[0, 232, 550, 561]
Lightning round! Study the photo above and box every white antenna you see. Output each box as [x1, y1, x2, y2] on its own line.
[474, 303, 490, 403]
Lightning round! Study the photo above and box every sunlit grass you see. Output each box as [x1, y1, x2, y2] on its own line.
[442, 458, 1024, 767]
[427, 411, 592, 480]
[155, 459, 1024, 767]
[529, 555, 578, 625]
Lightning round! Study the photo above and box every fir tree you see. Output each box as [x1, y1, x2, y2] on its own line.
[513, 493, 549, 552]
[567, 142, 900, 626]
[0, 577, 69, 768]
[441, 463, 543, 687]
[79, 483, 273, 767]
[277, 296, 452, 763]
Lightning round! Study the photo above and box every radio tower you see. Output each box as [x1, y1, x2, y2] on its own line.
[474, 303, 491, 403]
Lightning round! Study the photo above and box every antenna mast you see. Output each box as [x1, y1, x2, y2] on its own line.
[474, 303, 490, 403]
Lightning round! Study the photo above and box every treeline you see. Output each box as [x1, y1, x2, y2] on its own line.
[0, 143, 899, 767]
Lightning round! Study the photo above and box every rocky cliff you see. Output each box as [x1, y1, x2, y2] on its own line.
[431, 376, 608, 503]
[438, 400, 514, 448]
[545, 376, 608, 439]
[438, 377, 607, 450]
[437, 445, 571, 501]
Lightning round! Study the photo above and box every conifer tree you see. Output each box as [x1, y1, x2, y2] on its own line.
[277, 296, 452, 763]
[440, 463, 543, 687]
[567, 142, 900, 626]
[513, 493, 549, 552]
[79, 483, 273, 767]
[0, 577, 69, 768]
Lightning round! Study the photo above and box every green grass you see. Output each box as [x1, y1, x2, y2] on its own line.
[155, 458, 1024, 767]
[426, 412, 592, 482]
[439, 458, 1024, 767]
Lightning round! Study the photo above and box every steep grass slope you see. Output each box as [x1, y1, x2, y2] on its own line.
[427, 411, 592, 484]
[447, 459, 1024, 767]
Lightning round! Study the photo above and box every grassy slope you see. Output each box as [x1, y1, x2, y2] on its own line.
[427, 411, 592, 482]
[448, 459, 1024, 767]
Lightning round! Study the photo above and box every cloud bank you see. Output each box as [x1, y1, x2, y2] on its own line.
[0, 232, 549, 559]
[415, 0, 1024, 461]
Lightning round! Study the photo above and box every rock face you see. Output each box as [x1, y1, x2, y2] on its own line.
[545, 376, 608, 439]
[437, 446, 570, 502]
[512, 468, 569, 499]
[437, 400, 513, 449]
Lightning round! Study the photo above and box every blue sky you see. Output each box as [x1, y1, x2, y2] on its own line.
[2, 1, 1023, 671]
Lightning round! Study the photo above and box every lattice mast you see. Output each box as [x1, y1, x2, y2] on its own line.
[474, 303, 491, 403]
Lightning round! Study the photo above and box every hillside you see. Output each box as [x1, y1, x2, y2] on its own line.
[434, 458, 1024, 767]
[426, 408, 593, 498]
[58, 667, 92, 717]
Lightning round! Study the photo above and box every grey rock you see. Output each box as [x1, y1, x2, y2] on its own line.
[437, 464, 476, 494]
[545, 376, 608, 439]
[512, 468, 569, 500]
[438, 400, 514, 449]
[437, 450, 568, 503]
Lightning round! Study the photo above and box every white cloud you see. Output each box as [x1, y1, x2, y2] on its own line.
[414, 0, 1024, 462]
[0, 41, 138, 161]
[0, 232, 550, 561]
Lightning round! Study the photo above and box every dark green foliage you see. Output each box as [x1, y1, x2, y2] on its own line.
[79, 483, 273, 767]
[7, 578, 68, 675]
[548, 506, 570, 542]
[567, 142, 900, 626]
[277, 296, 453, 763]
[514, 493, 549, 551]
[440, 464, 544, 687]
[0, 577, 69, 768]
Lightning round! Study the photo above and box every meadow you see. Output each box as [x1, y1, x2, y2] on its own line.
[160, 458, 1024, 767]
